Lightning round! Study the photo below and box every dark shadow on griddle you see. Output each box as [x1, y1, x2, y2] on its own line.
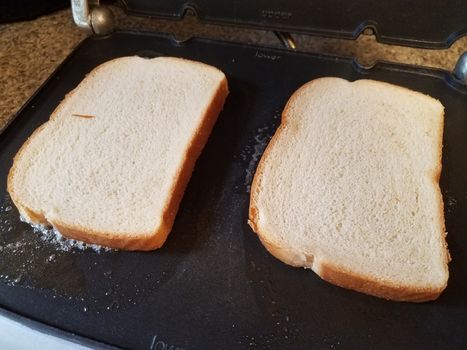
[165, 76, 258, 249]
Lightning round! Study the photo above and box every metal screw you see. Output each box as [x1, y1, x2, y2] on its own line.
[90, 6, 115, 35]
[453, 52, 467, 84]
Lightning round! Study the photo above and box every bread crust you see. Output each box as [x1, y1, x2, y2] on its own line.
[248, 77, 449, 302]
[7, 57, 229, 251]
[253, 231, 445, 302]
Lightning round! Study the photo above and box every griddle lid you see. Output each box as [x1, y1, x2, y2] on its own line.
[119, 0, 467, 49]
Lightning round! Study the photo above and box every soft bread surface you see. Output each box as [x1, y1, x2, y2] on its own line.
[249, 77, 449, 302]
[8, 56, 228, 250]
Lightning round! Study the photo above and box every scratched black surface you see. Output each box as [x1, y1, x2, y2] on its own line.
[0, 32, 466, 350]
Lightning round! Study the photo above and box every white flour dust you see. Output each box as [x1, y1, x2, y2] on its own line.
[21, 216, 112, 253]
[239, 111, 281, 192]
[244, 130, 271, 193]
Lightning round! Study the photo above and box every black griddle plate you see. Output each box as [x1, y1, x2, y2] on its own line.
[0, 32, 466, 350]
[120, 0, 467, 48]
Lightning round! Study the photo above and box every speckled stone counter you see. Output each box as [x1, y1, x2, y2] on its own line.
[0, 7, 466, 130]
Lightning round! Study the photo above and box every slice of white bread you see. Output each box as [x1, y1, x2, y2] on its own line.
[249, 77, 449, 302]
[8, 56, 228, 250]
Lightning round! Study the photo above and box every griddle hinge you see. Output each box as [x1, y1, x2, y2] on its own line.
[71, 0, 115, 35]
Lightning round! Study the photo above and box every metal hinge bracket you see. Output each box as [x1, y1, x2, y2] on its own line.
[274, 31, 297, 50]
[71, 0, 115, 35]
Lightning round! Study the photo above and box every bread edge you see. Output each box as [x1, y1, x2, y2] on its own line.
[248, 77, 449, 302]
[7, 57, 229, 251]
[253, 233, 446, 302]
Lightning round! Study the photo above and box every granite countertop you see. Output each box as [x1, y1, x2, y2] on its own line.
[0, 6, 466, 130]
